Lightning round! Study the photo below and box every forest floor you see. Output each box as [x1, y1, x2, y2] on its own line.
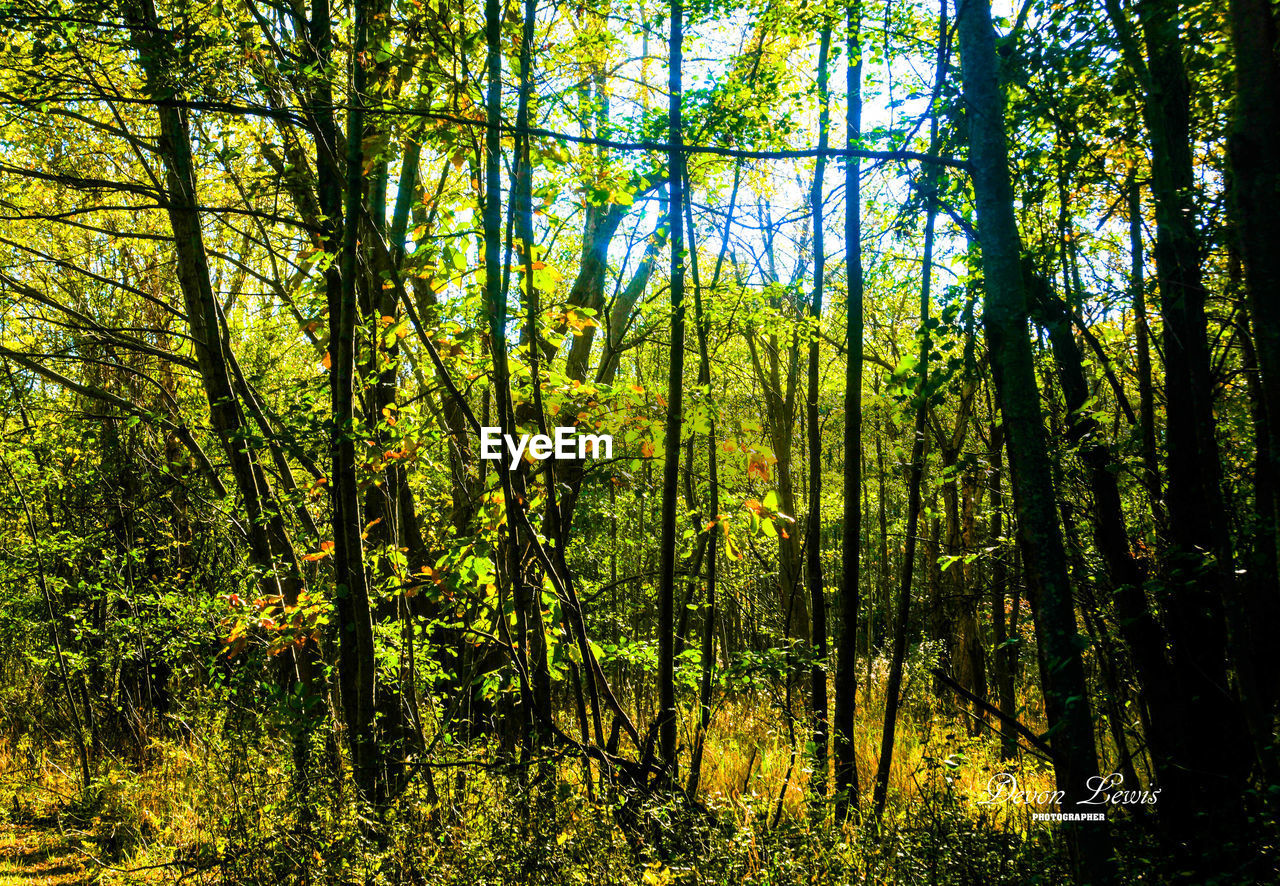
[0, 824, 88, 886]
[0, 822, 173, 886]
[0, 691, 1071, 884]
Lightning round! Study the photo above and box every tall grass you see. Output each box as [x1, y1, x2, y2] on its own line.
[0, 652, 1125, 884]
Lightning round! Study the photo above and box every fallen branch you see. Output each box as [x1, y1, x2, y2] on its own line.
[930, 668, 1054, 760]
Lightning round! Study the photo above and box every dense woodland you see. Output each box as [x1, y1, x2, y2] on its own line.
[0, 0, 1277, 882]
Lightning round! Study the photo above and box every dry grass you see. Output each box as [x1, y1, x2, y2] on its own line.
[684, 657, 1064, 828]
[0, 824, 88, 886]
[0, 654, 1116, 882]
[0, 726, 265, 885]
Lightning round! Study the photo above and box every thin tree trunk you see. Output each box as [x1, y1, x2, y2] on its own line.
[871, 0, 945, 819]
[833, 0, 864, 816]
[870, 369, 928, 820]
[657, 0, 686, 772]
[514, 0, 554, 752]
[1128, 174, 1163, 525]
[1030, 279, 1182, 799]
[126, 0, 304, 620]
[870, 156, 936, 823]
[684, 174, 721, 797]
[124, 0, 320, 798]
[805, 20, 833, 799]
[986, 425, 1017, 760]
[333, 0, 380, 803]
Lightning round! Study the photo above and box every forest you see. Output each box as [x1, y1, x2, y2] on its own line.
[0, 0, 1277, 881]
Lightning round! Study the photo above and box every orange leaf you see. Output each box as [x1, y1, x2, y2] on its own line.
[747, 455, 772, 482]
[321, 351, 332, 370]
[303, 540, 335, 562]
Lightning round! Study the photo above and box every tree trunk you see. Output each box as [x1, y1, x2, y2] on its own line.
[332, 0, 380, 803]
[1029, 278, 1185, 802]
[986, 425, 1018, 760]
[685, 172, 722, 797]
[126, 0, 305, 621]
[832, 0, 864, 816]
[1228, 0, 1280, 766]
[1108, 0, 1256, 852]
[1230, 0, 1280, 574]
[657, 0, 686, 772]
[955, 0, 1114, 877]
[870, 370, 928, 820]
[871, 0, 944, 819]
[870, 135, 936, 821]
[1127, 174, 1163, 525]
[514, 0, 554, 753]
[805, 20, 833, 798]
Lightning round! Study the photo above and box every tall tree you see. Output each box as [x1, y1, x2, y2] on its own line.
[872, 0, 946, 820]
[955, 0, 1114, 879]
[1230, 0, 1280, 559]
[684, 175, 725, 796]
[832, 0, 863, 815]
[1228, 0, 1280, 755]
[657, 0, 686, 773]
[870, 148, 934, 825]
[805, 19, 833, 798]
[333, 0, 380, 803]
[1108, 0, 1258, 851]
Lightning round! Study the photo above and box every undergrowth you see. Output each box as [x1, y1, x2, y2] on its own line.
[0, 654, 1166, 884]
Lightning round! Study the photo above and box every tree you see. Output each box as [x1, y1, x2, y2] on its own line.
[1108, 0, 1258, 854]
[832, 0, 864, 815]
[805, 18, 833, 798]
[872, 0, 946, 821]
[955, 0, 1114, 879]
[656, 0, 687, 774]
